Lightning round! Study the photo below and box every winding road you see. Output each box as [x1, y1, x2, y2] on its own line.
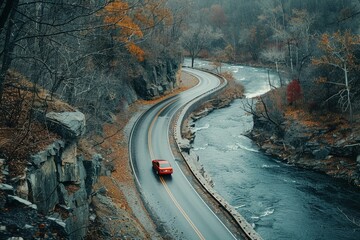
[129, 68, 239, 239]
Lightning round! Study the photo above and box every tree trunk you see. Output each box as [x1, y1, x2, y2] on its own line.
[0, 0, 17, 35]
[288, 42, 293, 73]
[0, 0, 18, 102]
[344, 63, 353, 122]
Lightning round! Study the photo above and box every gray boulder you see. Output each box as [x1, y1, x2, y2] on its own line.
[312, 147, 330, 160]
[46, 111, 85, 139]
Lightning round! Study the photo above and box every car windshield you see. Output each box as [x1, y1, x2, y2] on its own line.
[159, 161, 171, 168]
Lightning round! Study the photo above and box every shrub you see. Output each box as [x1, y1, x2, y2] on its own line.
[286, 79, 302, 105]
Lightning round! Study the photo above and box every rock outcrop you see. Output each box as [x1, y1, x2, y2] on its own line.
[249, 114, 360, 187]
[133, 58, 180, 99]
[0, 111, 101, 240]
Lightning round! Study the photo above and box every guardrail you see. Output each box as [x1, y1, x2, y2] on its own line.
[173, 68, 263, 240]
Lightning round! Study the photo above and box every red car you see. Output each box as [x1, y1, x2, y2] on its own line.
[152, 159, 173, 175]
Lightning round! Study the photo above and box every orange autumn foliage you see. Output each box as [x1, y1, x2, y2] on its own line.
[99, 0, 173, 62]
[135, 0, 173, 28]
[102, 1, 143, 38]
[312, 30, 360, 68]
[100, 0, 144, 61]
[126, 42, 145, 62]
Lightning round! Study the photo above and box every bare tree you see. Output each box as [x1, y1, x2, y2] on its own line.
[261, 47, 286, 73]
[242, 90, 286, 136]
[0, 0, 19, 101]
[312, 30, 360, 122]
[0, 0, 19, 34]
[288, 9, 316, 77]
[180, 24, 223, 67]
[0, 1, 108, 101]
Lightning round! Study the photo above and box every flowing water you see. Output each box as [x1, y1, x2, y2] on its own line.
[185, 59, 360, 240]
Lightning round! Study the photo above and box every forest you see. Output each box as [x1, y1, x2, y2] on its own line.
[180, 0, 360, 124]
[1, 0, 360, 133]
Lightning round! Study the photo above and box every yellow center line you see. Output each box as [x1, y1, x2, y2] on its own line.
[160, 176, 205, 240]
[148, 98, 178, 158]
[148, 99, 205, 240]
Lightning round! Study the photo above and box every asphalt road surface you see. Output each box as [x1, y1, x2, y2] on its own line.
[129, 68, 238, 240]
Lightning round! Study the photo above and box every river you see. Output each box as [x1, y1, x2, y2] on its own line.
[184, 59, 360, 240]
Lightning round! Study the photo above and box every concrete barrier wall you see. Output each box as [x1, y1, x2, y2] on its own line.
[174, 68, 263, 240]
[178, 68, 227, 133]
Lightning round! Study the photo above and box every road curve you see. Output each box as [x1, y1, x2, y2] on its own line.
[129, 68, 238, 239]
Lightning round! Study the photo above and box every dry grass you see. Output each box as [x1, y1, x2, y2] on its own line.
[218, 71, 245, 99]
[283, 103, 360, 147]
[285, 107, 322, 128]
[0, 71, 79, 179]
[285, 106, 351, 129]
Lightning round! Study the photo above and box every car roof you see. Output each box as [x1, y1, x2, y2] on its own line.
[153, 159, 168, 162]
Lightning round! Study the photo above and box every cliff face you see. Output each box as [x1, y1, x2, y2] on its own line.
[249, 111, 360, 187]
[133, 57, 181, 99]
[0, 111, 101, 239]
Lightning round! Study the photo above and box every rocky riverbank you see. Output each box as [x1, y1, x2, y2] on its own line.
[248, 107, 360, 187]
